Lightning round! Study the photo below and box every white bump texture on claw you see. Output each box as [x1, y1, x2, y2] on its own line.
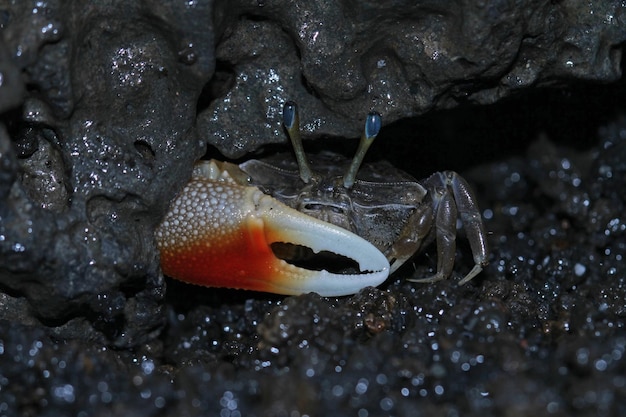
[156, 177, 251, 252]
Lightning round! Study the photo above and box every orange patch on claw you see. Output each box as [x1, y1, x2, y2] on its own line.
[159, 216, 289, 292]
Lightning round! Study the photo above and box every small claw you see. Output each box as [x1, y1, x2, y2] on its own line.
[156, 161, 390, 296]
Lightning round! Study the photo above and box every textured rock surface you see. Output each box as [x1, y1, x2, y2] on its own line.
[0, 0, 214, 345]
[0, 0, 626, 415]
[202, 0, 626, 156]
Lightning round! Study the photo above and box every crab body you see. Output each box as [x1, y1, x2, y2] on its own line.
[156, 102, 488, 296]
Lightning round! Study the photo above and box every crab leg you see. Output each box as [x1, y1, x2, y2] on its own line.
[446, 171, 489, 284]
[156, 161, 390, 296]
[411, 185, 458, 283]
[409, 171, 489, 285]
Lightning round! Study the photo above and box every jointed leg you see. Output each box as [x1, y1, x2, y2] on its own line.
[409, 171, 489, 285]
[408, 182, 458, 283]
[446, 171, 489, 284]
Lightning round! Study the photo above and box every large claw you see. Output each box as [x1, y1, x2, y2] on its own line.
[156, 160, 390, 296]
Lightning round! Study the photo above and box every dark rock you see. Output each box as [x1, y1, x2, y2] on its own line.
[0, 0, 214, 345]
[201, 0, 626, 157]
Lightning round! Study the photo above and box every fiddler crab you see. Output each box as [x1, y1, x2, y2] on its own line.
[156, 102, 488, 296]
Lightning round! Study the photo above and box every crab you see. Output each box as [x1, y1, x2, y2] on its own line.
[156, 102, 488, 296]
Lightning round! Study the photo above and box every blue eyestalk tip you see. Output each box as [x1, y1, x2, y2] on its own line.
[283, 101, 297, 129]
[365, 112, 382, 139]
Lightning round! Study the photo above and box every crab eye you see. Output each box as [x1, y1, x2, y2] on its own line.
[283, 101, 297, 129]
[365, 111, 382, 138]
